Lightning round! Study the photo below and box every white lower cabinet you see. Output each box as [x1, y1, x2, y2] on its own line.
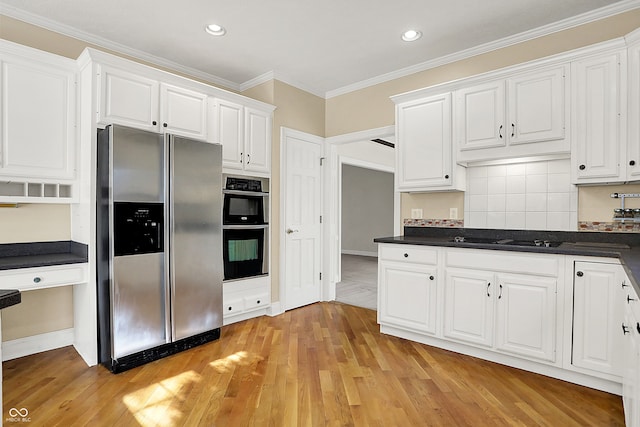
[378, 245, 439, 335]
[443, 268, 557, 362]
[223, 276, 270, 325]
[572, 261, 625, 377]
[623, 276, 640, 427]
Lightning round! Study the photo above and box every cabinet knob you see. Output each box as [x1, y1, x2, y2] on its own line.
[623, 323, 630, 335]
[257, 299, 261, 304]
[403, 253, 408, 258]
[228, 306, 232, 311]
[628, 295, 637, 304]
[444, 174, 449, 179]
[429, 275, 434, 280]
[631, 160, 636, 166]
[33, 276, 41, 283]
[152, 121, 157, 126]
[579, 164, 586, 171]
[576, 271, 584, 277]
[622, 281, 629, 288]
[163, 123, 168, 128]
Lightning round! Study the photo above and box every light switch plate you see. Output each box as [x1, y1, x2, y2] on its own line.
[449, 208, 458, 219]
[411, 208, 423, 219]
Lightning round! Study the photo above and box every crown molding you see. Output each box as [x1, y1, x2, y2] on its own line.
[325, 0, 640, 99]
[0, 4, 241, 91]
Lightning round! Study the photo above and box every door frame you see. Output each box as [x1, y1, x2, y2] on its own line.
[325, 125, 399, 302]
[279, 127, 326, 311]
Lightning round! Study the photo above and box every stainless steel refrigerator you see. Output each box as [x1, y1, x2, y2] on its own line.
[97, 124, 223, 373]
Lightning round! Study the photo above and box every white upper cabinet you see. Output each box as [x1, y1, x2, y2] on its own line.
[627, 29, 640, 180]
[97, 64, 159, 132]
[159, 83, 207, 140]
[395, 92, 465, 191]
[0, 42, 77, 182]
[571, 49, 626, 183]
[456, 64, 568, 163]
[97, 64, 207, 139]
[213, 98, 272, 175]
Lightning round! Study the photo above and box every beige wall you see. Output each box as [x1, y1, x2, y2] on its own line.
[579, 185, 640, 222]
[242, 80, 325, 301]
[0, 204, 73, 341]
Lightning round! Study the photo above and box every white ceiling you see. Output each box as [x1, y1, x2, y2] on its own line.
[0, 0, 637, 97]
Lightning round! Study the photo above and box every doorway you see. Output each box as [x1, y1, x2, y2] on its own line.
[336, 164, 394, 309]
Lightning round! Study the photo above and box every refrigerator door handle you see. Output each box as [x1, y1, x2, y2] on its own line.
[165, 134, 175, 343]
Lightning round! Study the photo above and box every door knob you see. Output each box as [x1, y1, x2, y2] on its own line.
[286, 228, 299, 234]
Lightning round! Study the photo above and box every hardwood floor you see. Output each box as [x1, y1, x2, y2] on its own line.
[335, 254, 378, 310]
[4, 302, 624, 426]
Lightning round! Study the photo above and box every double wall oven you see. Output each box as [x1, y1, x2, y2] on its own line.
[223, 176, 269, 280]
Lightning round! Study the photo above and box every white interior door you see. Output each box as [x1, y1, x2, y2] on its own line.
[282, 128, 323, 310]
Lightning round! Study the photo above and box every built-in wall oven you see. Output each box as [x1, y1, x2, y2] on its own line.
[222, 176, 269, 280]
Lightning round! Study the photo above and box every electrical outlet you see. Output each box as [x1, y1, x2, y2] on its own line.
[449, 208, 458, 219]
[411, 208, 423, 219]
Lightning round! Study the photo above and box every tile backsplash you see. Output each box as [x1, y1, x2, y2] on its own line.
[464, 159, 577, 231]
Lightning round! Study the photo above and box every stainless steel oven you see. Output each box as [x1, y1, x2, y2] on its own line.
[222, 176, 269, 280]
[222, 225, 268, 280]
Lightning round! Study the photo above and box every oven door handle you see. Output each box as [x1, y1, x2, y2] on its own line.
[223, 224, 269, 230]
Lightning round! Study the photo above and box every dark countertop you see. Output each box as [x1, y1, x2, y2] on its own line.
[0, 241, 88, 271]
[375, 227, 640, 296]
[0, 289, 21, 310]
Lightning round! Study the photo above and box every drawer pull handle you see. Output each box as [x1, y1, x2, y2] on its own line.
[228, 306, 233, 311]
[33, 277, 42, 283]
[623, 281, 629, 288]
[637, 322, 640, 334]
[628, 295, 637, 304]
[498, 284, 503, 299]
[576, 271, 584, 277]
[487, 282, 491, 297]
[403, 253, 408, 258]
[623, 323, 630, 335]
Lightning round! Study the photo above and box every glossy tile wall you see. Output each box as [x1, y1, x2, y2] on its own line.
[464, 159, 577, 231]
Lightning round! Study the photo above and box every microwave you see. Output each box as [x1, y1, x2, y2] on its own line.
[223, 177, 268, 225]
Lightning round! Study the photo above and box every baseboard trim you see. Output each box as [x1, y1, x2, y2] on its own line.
[2, 328, 74, 361]
[341, 250, 377, 257]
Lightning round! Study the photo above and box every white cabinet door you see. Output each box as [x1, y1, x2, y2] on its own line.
[508, 66, 566, 145]
[456, 81, 505, 151]
[214, 99, 244, 171]
[628, 35, 640, 180]
[159, 83, 207, 140]
[379, 261, 438, 334]
[0, 53, 76, 180]
[244, 107, 271, 174]
[495, 273, 557, 362]
[572, 262, 625, 376]
[396, 93, 458, 190]
[572, 51, 626, 183]
[623, 305, 640, 427]
[443, 269, 494, 347]
[97, 64, 159, 132]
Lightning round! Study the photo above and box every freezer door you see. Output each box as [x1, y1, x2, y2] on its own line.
[112, 253, 168, 358]
[170, 135, 223, 340]
[110, 125, 165, 202]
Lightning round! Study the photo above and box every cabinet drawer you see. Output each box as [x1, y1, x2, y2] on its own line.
[379, 245, 438, 265]
[224, 297, 244, 316]
[0, 264, 87, 291]
[244, 293, 269, 311]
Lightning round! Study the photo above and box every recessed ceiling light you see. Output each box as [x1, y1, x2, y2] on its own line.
[402, 30, 422, 42]
[205, 24, 226, 36]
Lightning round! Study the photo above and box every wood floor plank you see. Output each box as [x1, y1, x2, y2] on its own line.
[3, 302, 624, 426]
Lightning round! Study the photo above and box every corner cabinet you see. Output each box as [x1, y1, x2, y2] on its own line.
[394, 92, 465, 191]
[455, 64, 569, 163]
[628, 29, 640, 181]
[572, 261, 625, 378]
[213, 98, 272, 175]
